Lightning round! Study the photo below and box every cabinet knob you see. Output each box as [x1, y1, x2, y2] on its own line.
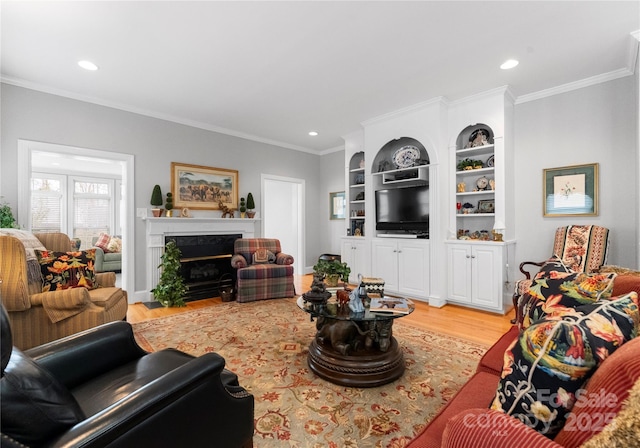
[466, 255, 471, 258]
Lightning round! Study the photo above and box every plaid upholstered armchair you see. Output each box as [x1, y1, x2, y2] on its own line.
[0, 231, 128, 349]
[512, 225, 609, 322]
[231, 238, 295, 303]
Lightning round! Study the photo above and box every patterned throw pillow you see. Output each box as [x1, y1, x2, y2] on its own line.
[94, 232, 111, 252]
[491, 293, 639, 438]
[521, 271, 617, 329]
[36, 249, 98, 292]
[106, 236, 122, 253]
[252, 248, 276, 264]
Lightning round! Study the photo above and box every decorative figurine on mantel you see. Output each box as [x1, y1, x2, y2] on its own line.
[218, 201, 235, 218]
[303, 274, 332, 305]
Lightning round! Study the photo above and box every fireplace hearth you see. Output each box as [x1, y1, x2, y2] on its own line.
[166, 234, 241, 301]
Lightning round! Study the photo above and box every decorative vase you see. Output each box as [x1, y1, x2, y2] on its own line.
[151, 208, 162, 217]
[325, 274, 340, 287]
[247, 211, 256, 219]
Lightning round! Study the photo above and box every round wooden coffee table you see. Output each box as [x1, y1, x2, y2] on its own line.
[297, 295, 414, 387]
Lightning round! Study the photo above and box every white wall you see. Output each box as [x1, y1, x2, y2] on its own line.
[514, 75, 638, 269]
[318, 150, 346, 260]
[0, 84, 323, 292]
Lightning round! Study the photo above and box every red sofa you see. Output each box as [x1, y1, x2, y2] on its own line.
[408, 274, 640, 448]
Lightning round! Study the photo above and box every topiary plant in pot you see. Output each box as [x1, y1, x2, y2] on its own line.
[239, 197, 246, 218]
[151, 240, 187, 307]
[313, 259, 351, 287]
[150, 185, 163, 217]
[165, 192, 174, 217]
[246, 193, 256, 218]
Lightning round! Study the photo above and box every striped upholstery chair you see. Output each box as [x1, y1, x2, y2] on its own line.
[0, 232, 128, 349]
[231, 238, 295, 303]
[512, 225, 609, 323]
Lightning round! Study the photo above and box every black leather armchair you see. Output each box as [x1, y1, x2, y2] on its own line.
[0, 305, 254, 448]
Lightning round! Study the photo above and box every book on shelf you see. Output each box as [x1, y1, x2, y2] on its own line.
[369, 297, 410, 314]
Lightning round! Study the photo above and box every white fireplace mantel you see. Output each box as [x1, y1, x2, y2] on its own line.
[144, 217, 260, 299]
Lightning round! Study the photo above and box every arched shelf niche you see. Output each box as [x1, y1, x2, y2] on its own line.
[371, 137, 430, 185]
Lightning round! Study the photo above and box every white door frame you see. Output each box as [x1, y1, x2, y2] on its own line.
[261, 174, 305, 275]
[17, 140, 135, 300]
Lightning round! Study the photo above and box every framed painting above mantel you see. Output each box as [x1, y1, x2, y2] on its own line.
[171, 162, 239, 210]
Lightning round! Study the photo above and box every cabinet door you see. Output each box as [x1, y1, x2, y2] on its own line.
[447, 245, 472, 304]
[352, 239, 371, 283]
[371, 240, 398, 292]
[471, 246, 502, 309]
[398, 241, 429, 297]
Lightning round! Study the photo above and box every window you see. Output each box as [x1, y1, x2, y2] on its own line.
[31, 173, 65, 233]
[71, 177, 114, 249]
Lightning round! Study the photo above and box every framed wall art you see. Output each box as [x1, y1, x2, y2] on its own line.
[171, 162, 239, 210]
[543, 163, 598, 217]
[329, 191, 346, 220]
[477, 199, 495, 214]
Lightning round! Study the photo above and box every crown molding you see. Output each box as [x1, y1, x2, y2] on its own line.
[361, 96, 449, 128]
[514, 67, 634, 105]
[0, 76, 321, 155]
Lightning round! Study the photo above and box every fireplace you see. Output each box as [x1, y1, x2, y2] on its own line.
[166, 234, 241, 301]
[143, 217, 259, 303]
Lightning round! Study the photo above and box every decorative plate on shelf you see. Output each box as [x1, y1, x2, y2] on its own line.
[392, 145, 421, 169]
[486, 155, 495, 167]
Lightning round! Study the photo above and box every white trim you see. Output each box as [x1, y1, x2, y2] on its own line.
[17, 140, 135, 303]
[1, 76, 318, 155]
[361, 96, 448, 127]
[515, 68, 634, 105]
[261, 174, 306, 275]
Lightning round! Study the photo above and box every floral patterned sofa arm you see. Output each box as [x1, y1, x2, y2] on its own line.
[442, 409, 561, 448]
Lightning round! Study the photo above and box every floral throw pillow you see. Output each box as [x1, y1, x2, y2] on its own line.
[491, 293, 639, 438]
[521, 271, 617, 329]
[36, 249, 98, 292]
[106, 236, 122, 253]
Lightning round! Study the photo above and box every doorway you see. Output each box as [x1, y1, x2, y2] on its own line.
[261, 174, 305, 275]
[17, 140, 135, 300]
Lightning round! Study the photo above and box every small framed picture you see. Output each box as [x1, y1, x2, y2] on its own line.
[477, 199, 495, 214]
[543, 163, 598, 217]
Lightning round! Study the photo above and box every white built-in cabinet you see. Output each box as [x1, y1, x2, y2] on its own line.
[446, 239, 515, 313]
[341, 237, 370, 284]
[371, 239, 429, 298]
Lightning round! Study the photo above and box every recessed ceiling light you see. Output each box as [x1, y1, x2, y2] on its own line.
[500, 59, 519, 70]
[308, 131, 319, 136]
[78, 60, 99, 71]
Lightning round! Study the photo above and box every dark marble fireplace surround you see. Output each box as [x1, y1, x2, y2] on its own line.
[165, 234, 240, 301]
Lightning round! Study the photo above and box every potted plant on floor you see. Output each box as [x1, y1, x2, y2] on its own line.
[313, 259, 351, 287]
[246, 192, 256, 218]
[151, 240, 187, 307]
[150, 185, 163, 217]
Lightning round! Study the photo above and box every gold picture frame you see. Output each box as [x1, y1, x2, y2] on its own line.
[171, 162, 239, 210]
[543, 163, 598, 217]
[329, 191, 346, 220]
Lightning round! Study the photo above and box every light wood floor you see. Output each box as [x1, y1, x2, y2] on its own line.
[127, 274, 515, 346]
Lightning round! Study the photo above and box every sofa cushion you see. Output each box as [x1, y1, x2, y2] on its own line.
[553, 336, 640, 447]
[491, 293, 639, 438]
[409, 371, 500, 448]
[612, 274, 640, 298]
[1, 348, 85, 446]
[36, 249, 98, 292]
[106, 235, 122, 253]
[521, 271, 616, 329]
[476, 325, 519, 376]
[94, 232, 112, 252]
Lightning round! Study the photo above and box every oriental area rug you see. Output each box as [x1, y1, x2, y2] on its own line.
[132, 298, 488, 448]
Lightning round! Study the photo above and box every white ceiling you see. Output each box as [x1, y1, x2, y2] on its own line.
[2, 1, 638, 154]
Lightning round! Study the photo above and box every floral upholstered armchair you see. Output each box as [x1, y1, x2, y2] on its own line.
[0, 230, 128, 349]
[231, 238, 295, 303]
[512, 225, 609, 322]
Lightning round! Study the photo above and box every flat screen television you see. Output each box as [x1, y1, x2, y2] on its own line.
[375, 185, 429, 233]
